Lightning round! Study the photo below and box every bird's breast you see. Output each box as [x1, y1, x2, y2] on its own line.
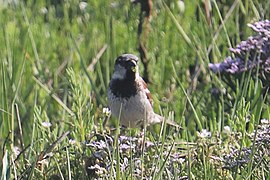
[107, 90, 154, 127]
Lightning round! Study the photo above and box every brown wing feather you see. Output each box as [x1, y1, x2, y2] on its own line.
[139, 77, 154, 106]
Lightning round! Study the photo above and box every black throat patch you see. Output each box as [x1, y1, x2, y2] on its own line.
[109, 57, 139, 98]
[109, 76, 138, 98]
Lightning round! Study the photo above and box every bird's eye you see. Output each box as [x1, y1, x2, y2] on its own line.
[116, 60, 124, 65]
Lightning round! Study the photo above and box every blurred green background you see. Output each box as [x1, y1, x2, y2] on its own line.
[0, 0, 269, 179]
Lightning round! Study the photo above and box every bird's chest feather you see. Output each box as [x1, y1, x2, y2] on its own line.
[108, 90, 153, 127]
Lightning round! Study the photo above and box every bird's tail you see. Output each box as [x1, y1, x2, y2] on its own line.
[154, 114, 181, 129]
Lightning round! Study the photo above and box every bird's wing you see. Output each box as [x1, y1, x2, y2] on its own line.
[139, 77, 154, 106]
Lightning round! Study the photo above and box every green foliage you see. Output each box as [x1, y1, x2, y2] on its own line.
[0, 0, 269, 179]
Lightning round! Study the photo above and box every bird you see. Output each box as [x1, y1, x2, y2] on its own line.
[107, 53, 179, 128]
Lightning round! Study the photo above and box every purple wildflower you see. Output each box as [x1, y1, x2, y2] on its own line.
[209, 57, 257, 74]
[209, 20, 270, 84]
[223, 118, 270, 169]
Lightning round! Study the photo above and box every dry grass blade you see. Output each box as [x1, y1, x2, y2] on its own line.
[87, 44, 108, 71]
[38, 131, 70, 162]
[33, 77, 75, 116]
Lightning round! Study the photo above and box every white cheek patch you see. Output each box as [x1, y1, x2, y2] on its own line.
[135, 66, 140, 78]
[112, 65, 127, 80]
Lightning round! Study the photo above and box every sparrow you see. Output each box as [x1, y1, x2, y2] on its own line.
[107, 54, 179, 128]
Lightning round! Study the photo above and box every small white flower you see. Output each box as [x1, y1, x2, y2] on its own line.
[121, 157, 129, 171]
[224, 126, 231, 133]
[69, 139, 76, 145]
[98, 140, 107, 149]
[41, 121, 52, 128]
[13, 146, 21, 157]
[79, 2, 88, 11]
[38, 159, 49, 166]
[245, 117, 250, 123]
[88, 164, 106, 175]
[88, 164, 100, 170]
[261, 119, 269, 124]
[197, 129, 211, 138]
[103, 107, 111, 116]
[43, 152, 54, 159]
[178, 158, 185, 164]
[40, 7, 48, 14]
[177, 0, 185, 13]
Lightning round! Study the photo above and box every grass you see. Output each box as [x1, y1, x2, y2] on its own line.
[0, 0, 270, 179]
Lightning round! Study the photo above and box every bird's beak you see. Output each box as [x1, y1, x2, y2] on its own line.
[131, 66, 137, 72]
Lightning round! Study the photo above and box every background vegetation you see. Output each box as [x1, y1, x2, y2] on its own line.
[0, 0, 269, 179]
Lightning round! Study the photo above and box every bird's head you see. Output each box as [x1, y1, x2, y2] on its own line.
[112, 54, 139, 80]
